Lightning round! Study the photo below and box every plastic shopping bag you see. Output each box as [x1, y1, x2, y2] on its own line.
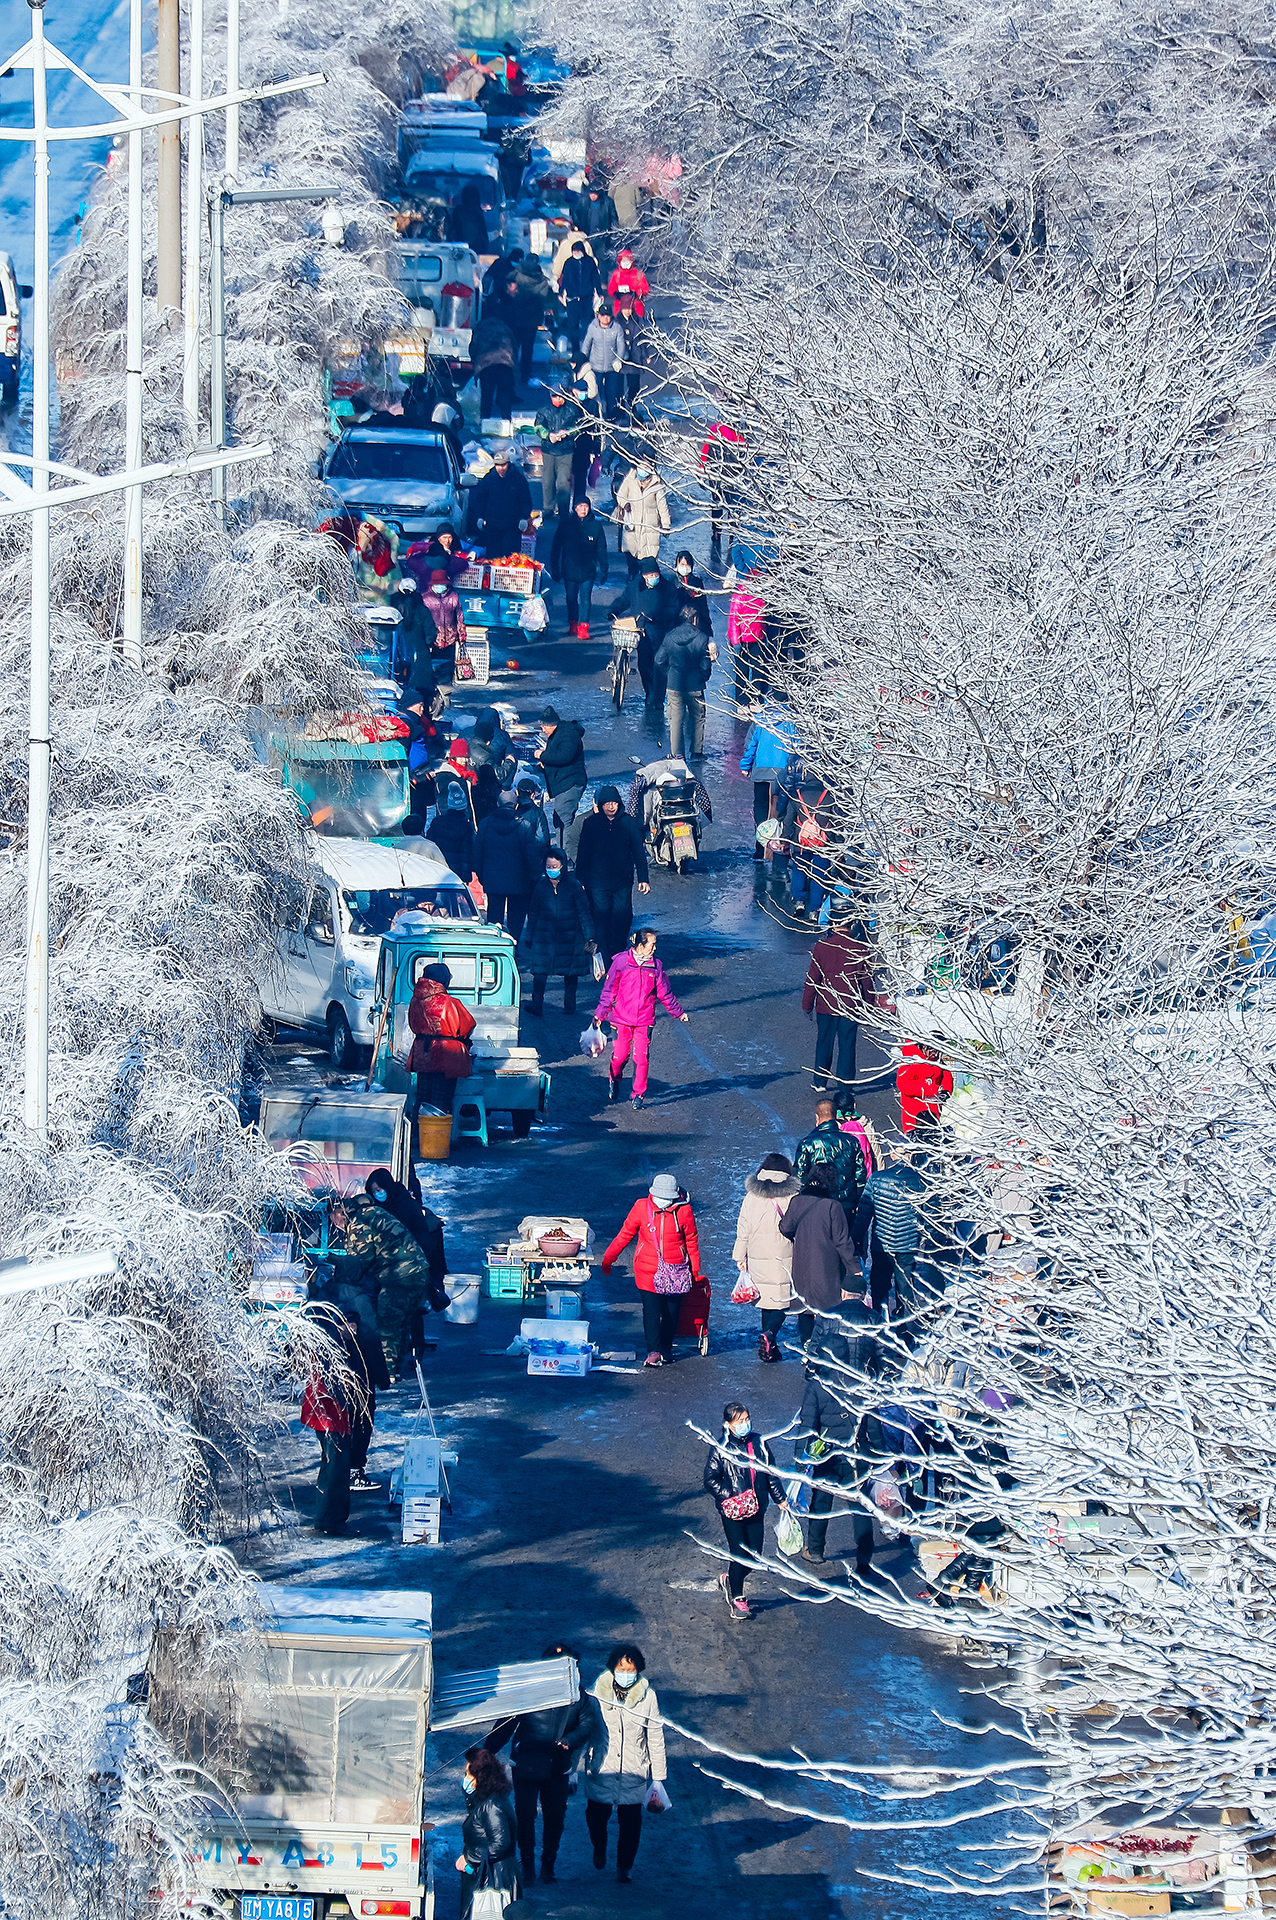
[580, 1023, 607, 1058]
[646, 1780, 672, 1813]
[730, 1274, 760, 1305]
[775, 1506, 803, 1557]
[591, 950, 606, 981]
[518, 593, 548, 632]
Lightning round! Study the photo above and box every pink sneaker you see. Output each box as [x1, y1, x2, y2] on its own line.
[730, 1597, 751, 1619]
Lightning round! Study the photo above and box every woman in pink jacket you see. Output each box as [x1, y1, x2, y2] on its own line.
[591, 927, 689, 1109]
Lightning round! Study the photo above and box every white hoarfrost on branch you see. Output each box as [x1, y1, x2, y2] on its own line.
[536, 0, 1276, 1893]
[0, 3, 449, 1916]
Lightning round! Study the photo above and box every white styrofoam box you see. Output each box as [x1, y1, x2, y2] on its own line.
[403, 1438, 440, 1493]
[521, 1317, 588, 1346]
[402, 1495, 442, 1544]
[528, 1351, 591, 1378]
[545, 1291, 582, 1320]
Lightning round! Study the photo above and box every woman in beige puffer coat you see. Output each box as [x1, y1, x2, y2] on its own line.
[615, 464, 671, 562]
[732, 1152, 800, 1363]
[582, 1644, 667, 1884]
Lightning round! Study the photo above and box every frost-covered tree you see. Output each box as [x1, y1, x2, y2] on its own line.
[0, 5, 448, 1915]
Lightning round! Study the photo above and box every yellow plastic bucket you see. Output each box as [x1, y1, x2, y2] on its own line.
[416, 1113, 453, 1160]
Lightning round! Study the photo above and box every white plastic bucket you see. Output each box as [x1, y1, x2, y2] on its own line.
[443, 1274, 480, 1324]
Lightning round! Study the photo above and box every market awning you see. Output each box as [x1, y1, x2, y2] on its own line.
[431, 1655, 578, 1731]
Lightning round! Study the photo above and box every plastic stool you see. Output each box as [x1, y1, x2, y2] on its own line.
[451, 1077, 489, 1147]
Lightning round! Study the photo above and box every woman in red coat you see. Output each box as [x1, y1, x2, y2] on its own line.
[407, 963, 477, 1118]
[896, 1041, 953, 1133]
[602, 1172, 704, 1368]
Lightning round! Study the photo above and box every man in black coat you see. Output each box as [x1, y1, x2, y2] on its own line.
[796, 1320, 881, 1573]
[474, 789, 542, 942]
[614, 560, 680, 712]
[485, 1641, 591, 1885]
[534, 706, 588, 861]
[470, 449, 532, 559]
[654, 619, 714, 761]
[497, 265, 552, 387]
[427, 781, 476, 881]
[549, 498, 609, 638]
[574, 783, 650, 962]
[558, 240, 603, 351]
[523, 850, 597, 1015]
[571, 182, 617, 239]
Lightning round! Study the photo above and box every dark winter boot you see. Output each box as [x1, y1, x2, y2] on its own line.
[765, 1333, 782, 1362]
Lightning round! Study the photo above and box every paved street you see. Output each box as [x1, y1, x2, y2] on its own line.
[251, 558, 1016, 1920]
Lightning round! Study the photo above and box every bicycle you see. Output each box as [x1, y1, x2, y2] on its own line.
[609, 619, 639, 709]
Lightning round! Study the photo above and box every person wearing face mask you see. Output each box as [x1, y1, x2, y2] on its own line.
[573, 785, 650, 963]
[548, 496, 610, 639]
[419, 569, 468, 685]
[704, 1401, 790, 1619]
[341, 1168, 451, 1381]
[484, 1640, 591, 1886]
[592, 926, 689, 1110]
[601, 1170, 702, 1364]
[455, 1746, 520, 1914]
[614, 460, 671, 579]
[581, 1643, 666, 1885]
[522, 852, 597, 1017]
[578, 306, 628, 420]
[405, 961, 476, 1110]
[425, 781, 476, 883]
[672, 548, 715, 638]
[613, 559, 680, 712]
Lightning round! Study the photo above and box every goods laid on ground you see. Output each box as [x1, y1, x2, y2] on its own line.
[521, 1315, 591, 1377]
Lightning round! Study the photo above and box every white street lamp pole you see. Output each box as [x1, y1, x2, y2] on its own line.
[224, 0, 238, 184]
[25, 0, 50, 1142]
[182, 0, 203, 433]
[121, 0, 143, 669]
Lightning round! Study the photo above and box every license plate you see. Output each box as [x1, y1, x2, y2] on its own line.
[241, 1901, 314, 1920]
[671, 823, 692, 838]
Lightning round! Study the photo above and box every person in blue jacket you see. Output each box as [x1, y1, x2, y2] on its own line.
[739, 704, 799, 863]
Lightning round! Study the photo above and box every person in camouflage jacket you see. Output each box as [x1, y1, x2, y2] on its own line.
[341, 1171, 448, 1378]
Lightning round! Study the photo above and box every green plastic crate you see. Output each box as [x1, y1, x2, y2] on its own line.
[483, 1258, 528, 1299]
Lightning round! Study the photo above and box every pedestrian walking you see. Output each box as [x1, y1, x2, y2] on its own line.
[727, 575, 767, 708]
[654, 618, 713, 761]
[607, 249, 649, 316]
[485, 1642, 591, 1886]
[798, 1320, 881, 1574]
[342, 1168, 451, 1376]
[593, 926, 689, 1109]
[406, 962, 477, 1120]
[704, 1402, 790, 1619]
[673, 549, 715, 637]
[299, 1308, 362, 1535]
[601, 1171, 703, 1366]
[578, 307, 627, 419]
[427, 782, 476, 880]
[614, 462, 671, 578]
[896, 1040, 954, 1133]
[469, 448, 532, 561]
[572, 178, 618, 241]
[699, 419, 744, 557]
[549, 497, 609, 638]
[582, 1645, 666, 1885]
[614, 557, 680, 712]
[853, 1141, 926, 1316]
[474, 789, 541, 943]
[468, 310, 517, 422]
[454, 1746, 522, 1915]
[534, 706, 588, 860]
[515, 777, 551, 861]
[574, 784, 650, 962]
[779, 1162, 859, 1349]
[794, 1098, 871, 1227]
[535, 385, 589, 518]
[731, 1152, 799, 1363]
[557, 240, 603, 351]
[524, 851, 598, 1016]
[447, 179, 489, 254]
[739, 704, 798, 862]
[496, 264, 551, 388]
[800, 917, 872, 1094]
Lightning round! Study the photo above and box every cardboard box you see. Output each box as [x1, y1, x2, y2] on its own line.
[528, 1350, 590, 1377]
[490, 564, 537, 597]
[1085, 1888, 1170, 1917]
[454, 563, 487, 590]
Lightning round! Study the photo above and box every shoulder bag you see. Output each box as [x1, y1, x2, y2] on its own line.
[720, 1437, 759, 1520]
[648, 1201, 693, 1295]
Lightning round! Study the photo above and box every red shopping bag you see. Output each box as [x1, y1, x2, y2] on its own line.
[677, 1276, 711, 1351]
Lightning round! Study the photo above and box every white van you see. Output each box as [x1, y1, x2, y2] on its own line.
[262, 837, 476, 1066]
